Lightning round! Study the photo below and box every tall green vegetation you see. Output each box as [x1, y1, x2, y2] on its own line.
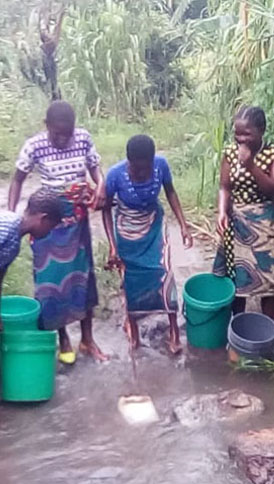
[59, 0, 191, 117]
[3, 0, 274, 300]
[1, 0, 274, 208]
[60, 2, 148, 117]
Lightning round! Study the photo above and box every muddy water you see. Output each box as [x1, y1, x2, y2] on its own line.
[2, 346, 274, 484]
[0, 195, 272, 483]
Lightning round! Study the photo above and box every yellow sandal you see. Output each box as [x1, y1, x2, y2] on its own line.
[58, 351, 76, 365]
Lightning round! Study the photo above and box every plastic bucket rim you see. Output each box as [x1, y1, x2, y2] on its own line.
[184, 273, 235, 307]
[2, 396, 54, 402]
[1, 295, 41, 319]
[1, 345, 57, 353]
[228, 342, 271, 357]
[183, 273, 235, 309]
[229, 312, 274, 346]
[2, 329, 57, 339]
[2, 331, 57, 351]
[228, 327, 274, 350]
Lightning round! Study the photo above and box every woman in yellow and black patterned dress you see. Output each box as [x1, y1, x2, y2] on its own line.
[213, 106, 274, 316]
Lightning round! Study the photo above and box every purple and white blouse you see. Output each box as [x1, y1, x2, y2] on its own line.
[16, 128, 101, 192]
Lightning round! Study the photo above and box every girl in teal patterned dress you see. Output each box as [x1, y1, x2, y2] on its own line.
[103, 135, 192, 354]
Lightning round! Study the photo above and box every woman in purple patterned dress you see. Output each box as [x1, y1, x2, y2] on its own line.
[8, 101, 107, 364]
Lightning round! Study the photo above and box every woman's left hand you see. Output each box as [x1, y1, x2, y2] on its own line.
[93, 183, 106, 210]
[181, 225, 193, 249]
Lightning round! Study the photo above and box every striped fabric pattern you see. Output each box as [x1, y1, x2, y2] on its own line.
[31, 199, 98, 330]
[0, 211, 22, 270]
[116, 201, 178, 314]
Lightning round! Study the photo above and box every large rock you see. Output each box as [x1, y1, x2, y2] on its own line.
[173, 390, 264, 428]
[229, 429, 274, 484]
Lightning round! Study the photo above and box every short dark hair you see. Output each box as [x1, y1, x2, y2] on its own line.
[27, 188, 63, 224]
[235, 105, 266, 133]
[46, 100, 76, 128]
[126, 135, 155, 164]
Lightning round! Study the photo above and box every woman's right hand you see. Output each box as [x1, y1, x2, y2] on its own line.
[217, 212, 229, 237]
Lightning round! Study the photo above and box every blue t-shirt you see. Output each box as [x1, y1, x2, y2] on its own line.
[0, 211, 22, 271]
[106, 156, 172, 210]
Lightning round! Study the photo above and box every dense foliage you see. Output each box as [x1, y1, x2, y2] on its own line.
[2, 0, 274, 299]
[1, 0, 274, 207]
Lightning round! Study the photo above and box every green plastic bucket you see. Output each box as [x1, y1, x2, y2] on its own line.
[1, 330, 57, 402]
[183, 273, 235, 349]
[1, 296, 40, 332]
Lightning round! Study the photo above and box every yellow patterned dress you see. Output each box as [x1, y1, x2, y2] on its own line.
[213, 144, 274, 297]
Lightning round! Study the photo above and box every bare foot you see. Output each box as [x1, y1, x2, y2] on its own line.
[168, 340, 183, 355]
[123, 318, 132, 341]
[60, 338, 73, 354]
[124, 318, 140, 351]
[130, 336, 140, 352]
[79, 341, 110, 362]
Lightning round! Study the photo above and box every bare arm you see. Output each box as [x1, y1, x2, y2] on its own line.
[39, 6, 65, 54]
[238, 144, 274, 199]
[87, 165, 106, 210]
[102, 196, 117, 256]
[249, 162, 274, 199]
[217, 156, 232, 236]
[52, 8, 65, 46]
[39, 5, 50, 36]
[88, 165, 104, 186]
[0, 269, 5, 298]
[164, 182, 193, 248]
[0, 268, 6, 330]
[102, 197, 123, 271]
[8, 169, 27, 212]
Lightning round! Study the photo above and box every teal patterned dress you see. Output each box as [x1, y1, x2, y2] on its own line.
[213, 144, 274, 297]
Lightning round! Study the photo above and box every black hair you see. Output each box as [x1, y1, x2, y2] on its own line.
[46, 100, 75, 127]
[126, 135, 155, 164]
[235, 105, 266, 133]
[27, 188, 63, 224]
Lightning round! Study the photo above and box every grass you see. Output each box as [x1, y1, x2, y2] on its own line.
[1, 87, 219, 306]
[233, 357, 274, 374]
[84, 110, 218, 211]
[0, 82, 219, 208]
[87, 117, 142, 170]
[0, 85, 48, 178]
[3, 238, 33, 297]
[93, 240, 121, 319]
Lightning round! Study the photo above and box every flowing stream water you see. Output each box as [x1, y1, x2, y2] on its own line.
[0, 186, 272, 484]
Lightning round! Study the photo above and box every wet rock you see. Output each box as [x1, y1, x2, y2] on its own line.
[173, 390, 264, 428]
[134, 346, 158, 359]
[175, 353, 187, 369]
[229, 429, 274, 484]
[140, 318, 169, 350]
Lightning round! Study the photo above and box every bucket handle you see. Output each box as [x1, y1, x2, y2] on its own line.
[182, 303, 228, 328]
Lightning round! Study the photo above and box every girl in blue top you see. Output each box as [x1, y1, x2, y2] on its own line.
[103, 135, 192, 354]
